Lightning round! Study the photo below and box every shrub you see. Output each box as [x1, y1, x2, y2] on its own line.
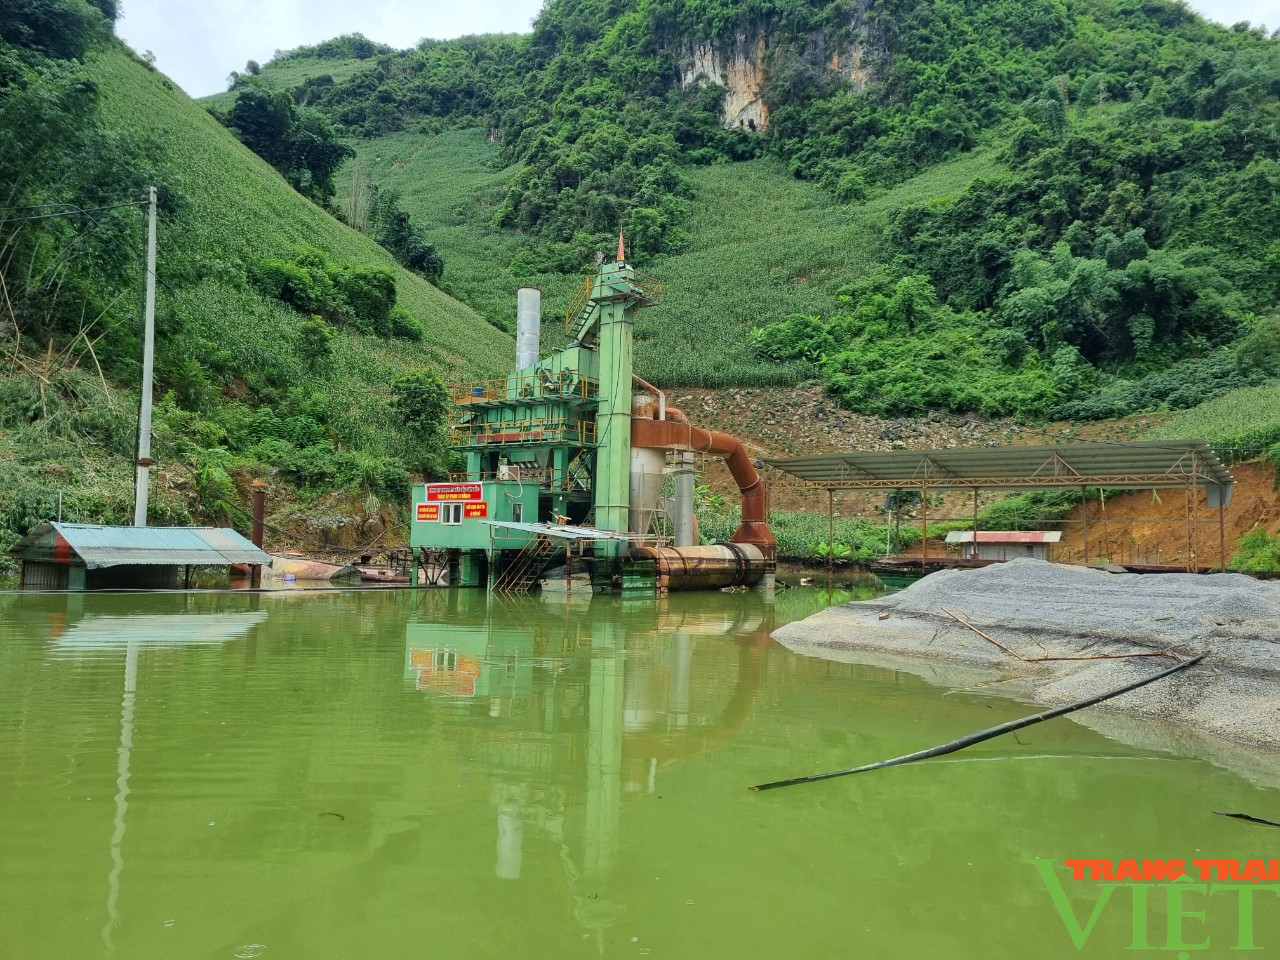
[1229, 529, 1280, 573]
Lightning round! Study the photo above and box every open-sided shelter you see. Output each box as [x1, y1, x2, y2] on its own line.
[9, 522, 270, 590]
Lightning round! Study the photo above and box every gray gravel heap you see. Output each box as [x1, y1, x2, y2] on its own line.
[773, 559, 1280, 749]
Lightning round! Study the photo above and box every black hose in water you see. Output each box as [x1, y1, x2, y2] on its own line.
[749, 652, 1207, 792]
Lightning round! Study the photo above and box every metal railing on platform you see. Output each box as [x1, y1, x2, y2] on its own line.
[450, 417, 598, 448]
[450, 372, 599, 406]
[563, 269, 664, 338]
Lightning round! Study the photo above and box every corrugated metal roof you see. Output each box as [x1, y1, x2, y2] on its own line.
[479, 520, 636, 542]
[9, 523, 270, 569]
[766, 440, 1234, 492]
[944, 531, 1062, 544]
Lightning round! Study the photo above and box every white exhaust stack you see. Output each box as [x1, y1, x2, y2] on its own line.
[516, 287, 541, 371]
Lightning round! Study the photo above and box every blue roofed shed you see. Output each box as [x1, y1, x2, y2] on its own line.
[8, 522, 271, 590]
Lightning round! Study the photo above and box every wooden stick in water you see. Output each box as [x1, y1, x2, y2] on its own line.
[749, 653, 1206, 792]
[942, 608, 1176, 662]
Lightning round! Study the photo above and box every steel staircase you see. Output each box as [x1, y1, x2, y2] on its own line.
[492, 535, 558, 595]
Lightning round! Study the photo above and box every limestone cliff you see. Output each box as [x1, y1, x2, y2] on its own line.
[675, 5, 883, 132]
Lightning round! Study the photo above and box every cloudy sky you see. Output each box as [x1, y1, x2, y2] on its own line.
[117, 1, 1274, 99]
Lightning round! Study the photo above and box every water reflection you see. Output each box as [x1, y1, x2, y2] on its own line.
[54, 611, 269, 654]
[6, 582, 1276, 959]
[33, 600, 271, 955]
[404, 590, 778, 942]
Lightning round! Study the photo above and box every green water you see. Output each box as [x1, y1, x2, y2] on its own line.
[1, 586, 1277, 959]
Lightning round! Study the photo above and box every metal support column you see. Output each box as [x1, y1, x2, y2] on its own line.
[674, 450, 695, 548]
[920, 486, 928, 569]
[1185, 481, 1194, 574]
[1219, 499, 1227, 572]
[827, 489, 834, 589]
[971, 489, 979, 561]
[133, 187, 158, 527]
[1188, 451, 1198, 573]
[1081, 487, 1088, 565]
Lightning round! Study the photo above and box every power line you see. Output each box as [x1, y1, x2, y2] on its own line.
[66, 198, 400, 398]
[0, 199, 147, 225]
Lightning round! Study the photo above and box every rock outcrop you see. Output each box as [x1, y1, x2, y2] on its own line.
[675, 4, 882, 132]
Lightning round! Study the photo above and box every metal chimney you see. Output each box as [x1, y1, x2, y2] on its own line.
[516, 287, 541, 371]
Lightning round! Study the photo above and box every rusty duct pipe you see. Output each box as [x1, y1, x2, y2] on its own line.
[630, 408, 776, 558]
[629, 543, 768, 592]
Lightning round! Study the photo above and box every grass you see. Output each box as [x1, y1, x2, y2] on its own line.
[334, 127, 1004, 388]
[199, 57, 371, 113]
[1142, 384, 1280, 449]
[3, 46, 519, 565]
[696, 504, 925, 560]
[96, 46, 512, 385]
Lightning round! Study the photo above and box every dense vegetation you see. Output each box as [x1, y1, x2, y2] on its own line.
[214, 82, 448, 281]
[0, 3, 512, 570]
[222, 85, 352, 203]
[235, 0, 1279, 423]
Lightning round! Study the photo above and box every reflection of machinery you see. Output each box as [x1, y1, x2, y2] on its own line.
[411, 240, 776, 594]
[403, 591, 774, 938]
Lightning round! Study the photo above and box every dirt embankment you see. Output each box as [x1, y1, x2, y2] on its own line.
[1055, 461, 1279, 568]
[774, 559, 1280, 756]
[680, 385, 1276, 565]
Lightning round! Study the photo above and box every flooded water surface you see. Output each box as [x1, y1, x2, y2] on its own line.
[2, 586, 1278, 959]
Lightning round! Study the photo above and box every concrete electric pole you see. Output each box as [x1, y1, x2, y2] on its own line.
[133, 187, 157, 527]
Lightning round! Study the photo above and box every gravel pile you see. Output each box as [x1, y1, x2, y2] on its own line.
[773, 559, 1280, 750]
[888, 559, 1280, 647]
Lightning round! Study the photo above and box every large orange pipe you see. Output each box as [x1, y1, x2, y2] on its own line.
[631, 407, 776, 557]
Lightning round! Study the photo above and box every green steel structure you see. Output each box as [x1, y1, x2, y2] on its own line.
[411, 257, 662, 591]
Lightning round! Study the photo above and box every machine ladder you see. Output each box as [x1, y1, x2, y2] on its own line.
[565, 275, 599, 344]
[492, 534, 558, 595]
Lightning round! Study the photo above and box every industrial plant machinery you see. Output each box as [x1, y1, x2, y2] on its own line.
[410, 243, 776, 594]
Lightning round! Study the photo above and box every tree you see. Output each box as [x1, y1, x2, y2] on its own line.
[889, 276, 938, 334]
[368, 188, 445, 281]
[228, 87, 293, 165]
[296, 317, 333, 370]
[1236, 314, 1280, 377]
[226, 88, 352, 203]
[391, 371, 450, 442]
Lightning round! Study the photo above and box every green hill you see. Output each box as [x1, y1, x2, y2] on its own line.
[0, 6, 512, 566]
[330, 126, 1002, 386]
[96, 47, 511, 378]
[213, 0, 1279, 420]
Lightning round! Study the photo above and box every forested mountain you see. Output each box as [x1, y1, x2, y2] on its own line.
[221, 0, 1279, 420]
[2, 0, 1279, 567]
[0, 0, 510, 563]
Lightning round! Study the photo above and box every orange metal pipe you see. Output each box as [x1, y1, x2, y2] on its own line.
[631, 409, 776, 558]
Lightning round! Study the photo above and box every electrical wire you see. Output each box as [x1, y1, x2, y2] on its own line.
[0, 199, 147, 225]
[65, 198, 400, 398]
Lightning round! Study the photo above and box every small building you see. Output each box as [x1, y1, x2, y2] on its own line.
[945, 530, 1062, 562]
[8, 522, 270, 590]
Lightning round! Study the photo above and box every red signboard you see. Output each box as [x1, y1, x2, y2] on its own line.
[416, 503, 440, 522]
[464, 502, 488, 519]
[425, 483, 483, 502]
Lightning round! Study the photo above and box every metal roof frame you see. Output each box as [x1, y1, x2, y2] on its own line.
[764, 441, 1234, 493]
[8, 523, 270, 569]
[479, 520, 637, 542]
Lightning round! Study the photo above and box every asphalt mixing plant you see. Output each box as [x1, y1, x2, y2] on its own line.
[410, 245, 776, 595]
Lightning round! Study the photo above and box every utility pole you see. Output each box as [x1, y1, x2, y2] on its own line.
[133, 187, 157, 527]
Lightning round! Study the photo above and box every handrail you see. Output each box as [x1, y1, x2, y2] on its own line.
[631, 269, 664, 307]
[450, 417, 598, 447]
[564, 274, 596, 335]
[449, 372, 599, 406]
